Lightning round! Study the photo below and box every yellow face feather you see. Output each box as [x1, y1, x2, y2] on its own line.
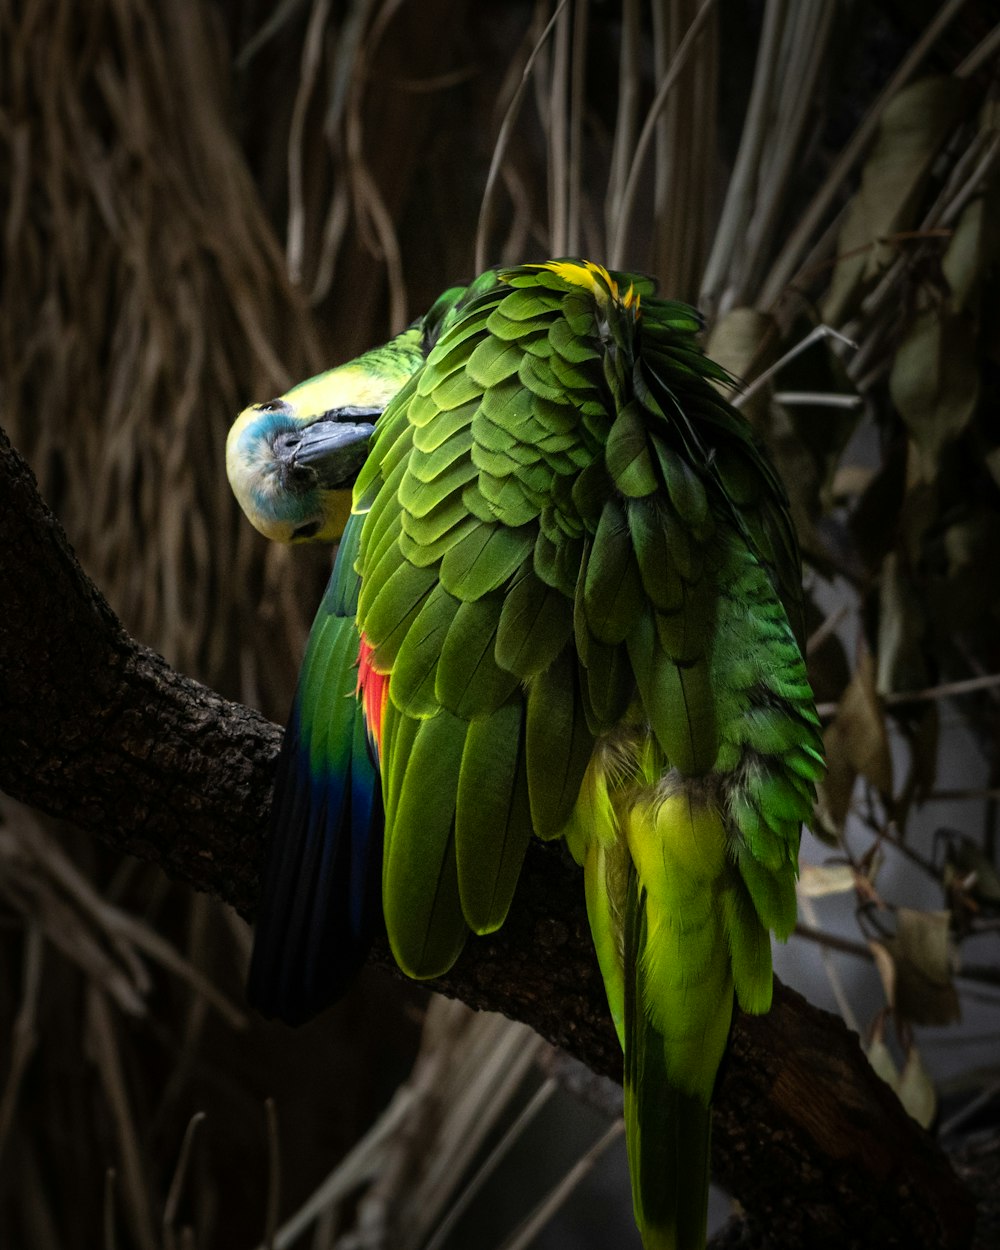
[282, 362, 403, 416]
[317, 487, 354, 543]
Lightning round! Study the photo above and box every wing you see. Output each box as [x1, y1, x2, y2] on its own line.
[351, 260, 823, 1250]
[247, 511, 384, 1023]
[246, 255, 822, 1249]
[349, 260, 809, 977]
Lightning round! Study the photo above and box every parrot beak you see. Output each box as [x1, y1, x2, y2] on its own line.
[277, 411, 378, 488]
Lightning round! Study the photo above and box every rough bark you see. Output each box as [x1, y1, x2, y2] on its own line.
[0, 425, 976, 1249]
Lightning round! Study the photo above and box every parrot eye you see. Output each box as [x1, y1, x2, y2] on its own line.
[291, 520, 321, 541]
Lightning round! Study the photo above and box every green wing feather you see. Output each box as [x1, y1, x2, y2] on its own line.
[348, 259, 823, 1249]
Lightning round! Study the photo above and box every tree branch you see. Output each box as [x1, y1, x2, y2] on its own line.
[0, 425, 976, 1248]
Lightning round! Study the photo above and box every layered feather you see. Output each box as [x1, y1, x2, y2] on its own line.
[349, 261, 823, 1249]
[246, 259, 824, 1250]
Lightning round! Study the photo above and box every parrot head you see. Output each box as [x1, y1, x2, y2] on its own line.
[226, 282, 479, 544]
[226, 353, 415, 544]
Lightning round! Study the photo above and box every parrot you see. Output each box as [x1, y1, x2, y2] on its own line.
[226, 259, 824, 1250]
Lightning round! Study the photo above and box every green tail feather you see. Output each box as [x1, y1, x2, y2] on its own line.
[625, 867, 721, 1250]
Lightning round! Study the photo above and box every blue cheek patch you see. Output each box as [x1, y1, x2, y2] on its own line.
[238, 412, 320, 527]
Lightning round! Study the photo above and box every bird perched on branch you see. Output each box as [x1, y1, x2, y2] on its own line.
[227, 259, 823, 1250]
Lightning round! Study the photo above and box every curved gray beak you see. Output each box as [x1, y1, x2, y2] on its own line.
[279, 414, 377, 487]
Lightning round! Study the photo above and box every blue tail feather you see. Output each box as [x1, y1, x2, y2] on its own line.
[248, 515, 384, 1024]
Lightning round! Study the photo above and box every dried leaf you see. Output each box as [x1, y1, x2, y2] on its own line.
[840, 655, 895, 780]
[941, 99, 1000, 312]
[895, 907, 954, 984]
[831, 464, 875, 499]
[984, 447, 1000, 490]
[889, 309, 979, 483]
[875, 551, 929, 696]
[705, 307, 777, 424]
[823, 76, 967, 324]
[777, 321, 862, 512]
[816, 652, 892, 835]
[897, 1045, 937, 1129]
[943, 835, 1000, 907]
[865, 1033, 900, 1089]
[880, 908, 961, 1027]
[848, 441, 907, 574]
[798, 863, 856, 898]
[869, 940, 898, 1011]
[895, 704, 939, 819]
[706, 306, 776, 376]
[814, 738, 855, 839]
[942, 195, 989, 313]
[866, 1033, 938, 1129]
[896, 446, 940, 566]
[803, 594, 851, 708]
[928, 513, 1000, 643]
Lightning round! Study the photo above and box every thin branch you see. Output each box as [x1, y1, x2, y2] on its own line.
[608, 0, 717, 268]
[699, 0, 789, 313]
[264, 1098, 281, 1250]
[956, 21, 1000, 78]
[816, 672, 1000, 719]
[475, 0, 569, 273]
[424, 1079, 558, 1250]
[163, 1112, 206, 1250]
[498, 1120, 625, 1250]
[733, 324, 857, 409]
[794, 923, 873, 962]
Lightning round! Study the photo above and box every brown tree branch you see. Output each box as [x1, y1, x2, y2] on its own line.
[0, 425, 976, 1249]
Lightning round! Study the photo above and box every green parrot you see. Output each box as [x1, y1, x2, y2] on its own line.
[227, 259, 824, 1250]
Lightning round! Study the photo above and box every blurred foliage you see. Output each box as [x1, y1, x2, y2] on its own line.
[1, 0, 999, 1246]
